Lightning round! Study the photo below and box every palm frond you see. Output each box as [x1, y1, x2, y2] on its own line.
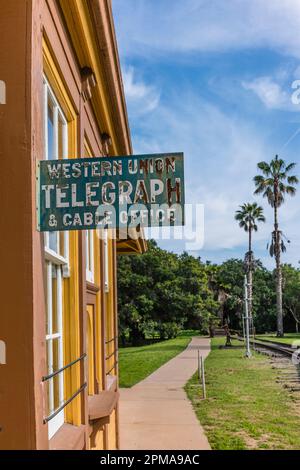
[235, 202, 265, 235]
[257, 161, 271, 176]
[254, 156, 298, 211]
[286, 162, 297, 172]
[286, 186, 297, 196]
[287, 175, 299, 185]
[281, 240, 287, 253]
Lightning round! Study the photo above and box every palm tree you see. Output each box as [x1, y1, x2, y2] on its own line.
[254, 155, 298, 337]
[235, 203, 265, 317]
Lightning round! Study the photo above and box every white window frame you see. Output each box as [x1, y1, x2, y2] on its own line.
[43, 77, 70, 440]
[86, 230, 95, 283]
[43, 77, 70, 271]
[45, 261, 64, 439]
[104, 230, 109, 293]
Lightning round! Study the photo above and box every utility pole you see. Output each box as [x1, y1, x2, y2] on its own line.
[244, 275, 252, 358]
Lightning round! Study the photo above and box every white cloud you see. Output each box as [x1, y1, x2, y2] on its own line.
[128, 88, 300, 265]
[122, 66, 160, 116]
[112, 0, 300, 267]
[242, 77, 293, 110]
[131, 92, 269, 247]
[113, 0, 300, 59]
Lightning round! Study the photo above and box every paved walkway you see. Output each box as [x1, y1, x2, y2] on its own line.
[119, 337, 211, 450]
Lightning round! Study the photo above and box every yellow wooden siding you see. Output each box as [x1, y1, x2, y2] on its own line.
[105, 236, 117, 377]
[41, 1, 142, 447]
[86, 305, 95, 395]
[107, 411, 117, 450]
[84, 139, 104, 393]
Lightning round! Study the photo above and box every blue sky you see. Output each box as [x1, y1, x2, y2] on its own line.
[112, 0, 300, 268]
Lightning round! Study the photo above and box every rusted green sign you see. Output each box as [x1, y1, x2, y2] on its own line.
[37, 153, 185, 231]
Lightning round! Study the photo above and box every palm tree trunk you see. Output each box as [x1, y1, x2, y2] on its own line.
[248, 229, 253, 317]
[274, 202, 284, 337]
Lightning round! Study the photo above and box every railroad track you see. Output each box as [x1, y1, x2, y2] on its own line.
[233, 335, 297, 358]
[232, 335, 300, 392]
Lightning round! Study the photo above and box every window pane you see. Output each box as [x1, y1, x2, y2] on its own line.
[46, 338, 54, 413]
[86, 231, 95, 282]
[49, 232, 59, 254]
[46, 265, 62, 336]
[46, 262, 51, 336]
[104, 231, 109, 292]
[52, 337, 63, 409]
[46, 338, 51, 374]
[52, 268, 58, 335]
[86, 231, 90, 273]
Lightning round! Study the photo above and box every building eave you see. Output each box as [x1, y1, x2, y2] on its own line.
[59, 0, 132, 156]
[59, 0, 147, 254]
[116, 234, 148, 256]
[88, 0, 133, 156]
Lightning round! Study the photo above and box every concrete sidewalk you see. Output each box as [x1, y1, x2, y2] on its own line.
[119, 337, 211, 450]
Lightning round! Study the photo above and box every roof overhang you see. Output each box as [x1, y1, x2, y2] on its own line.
[116, 228, 147, 256]
[59, 0, 147, 254]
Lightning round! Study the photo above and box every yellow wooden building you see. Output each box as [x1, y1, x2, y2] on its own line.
[0, 0, 146, 450]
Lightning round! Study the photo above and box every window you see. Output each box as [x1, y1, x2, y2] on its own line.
[86, 230, 95, 283]
[43, 77, 70, 439]
[84, 143, 95, 284]
[104, 230, 109, 293]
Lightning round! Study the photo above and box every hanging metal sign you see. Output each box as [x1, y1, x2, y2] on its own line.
[37, 152, 185, 231]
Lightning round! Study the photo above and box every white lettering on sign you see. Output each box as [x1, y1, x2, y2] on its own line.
[47, 160, 125, 180]
[38, 153, 185, 231]
[86, 182, 100, 207]
[0, 80, 6, 104]
[46, 158, 177, 180]
[56, 186, 69, 208]
[102, 182, 116, 205]
[42, 185, 55, 209]
[119, 181, 133, 204]
[0, 341, 6, 365]
[150, 179, 164, 202]
[42, 179, 181, 209]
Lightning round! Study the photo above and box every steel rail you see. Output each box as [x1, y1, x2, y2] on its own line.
[254, 337, 297, 349]
[234, 335, 295, 358]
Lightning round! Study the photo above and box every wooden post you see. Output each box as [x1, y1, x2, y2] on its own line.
[198, 350, 201, 380]
[201, 357, 207, 400]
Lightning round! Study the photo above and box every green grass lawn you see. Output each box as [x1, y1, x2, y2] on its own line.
[185, 338, 300, 450]
[256, 333, 300, 346]
[119, 331, 197, 388]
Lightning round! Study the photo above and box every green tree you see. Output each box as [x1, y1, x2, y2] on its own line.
[117, 241, 219, 345]
[254, 155, 298, 337]
[235, 202, 265, 316]
[282, 264, 300, 332]
[216, 258, 277, 333]
[252, 263, 276, 333]
[216, 259, 244, 328]
[177, 253, 219, 332]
